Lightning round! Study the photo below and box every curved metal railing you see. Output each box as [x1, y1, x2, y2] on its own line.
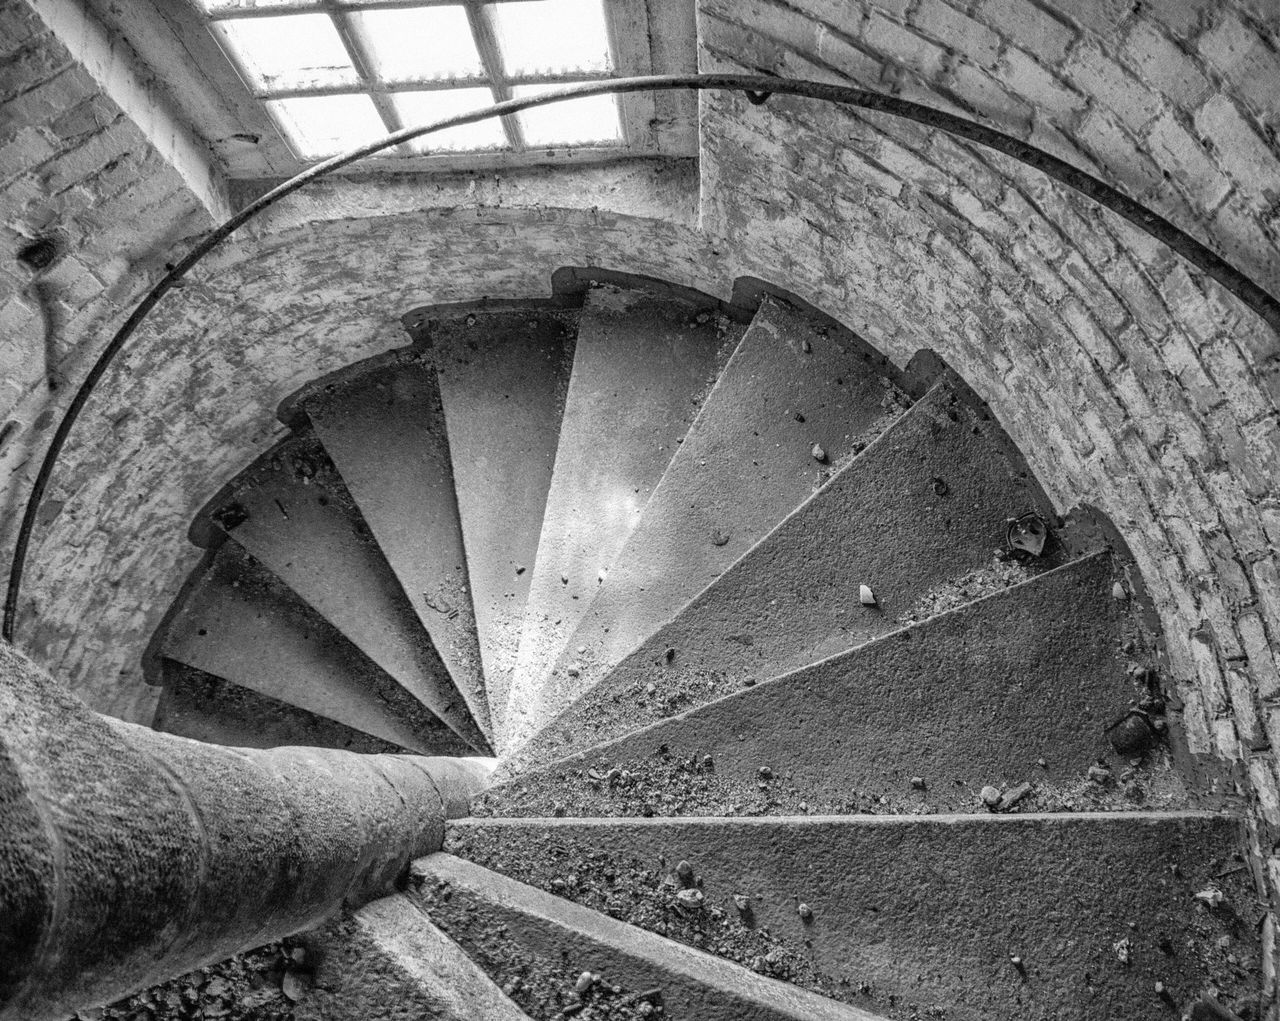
[5, 73, 1278, 642]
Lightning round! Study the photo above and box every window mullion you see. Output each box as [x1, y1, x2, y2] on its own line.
[319, 2, 414, 155]
[466, 2, 525, 152]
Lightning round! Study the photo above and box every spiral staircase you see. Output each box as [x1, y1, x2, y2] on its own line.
[142, 276, 1260, 1021]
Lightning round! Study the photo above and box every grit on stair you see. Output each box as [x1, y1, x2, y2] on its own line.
[446, 814, 1261, 1021]
[297, 893, 533, 1021]
[426, 308, 576, 742]
[549, 296, 912, 699]
[289, 349, 493, 743]
[156, 540, 462, 755]
[153, 660, 417, 753]
[407, 853, 888, 1021]
[503, 286, 742, 752]
[504, 375, 1057, 773]
[476, 551, 1190, 819]
[195, 431, 489, 752]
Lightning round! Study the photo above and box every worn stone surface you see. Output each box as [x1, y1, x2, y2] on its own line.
[152, 660, 418, 754]
[408, 852, 885, 1021]
[157, 540, 461, 755]
[424, 307, 577, 743]
[448, 813, 1262, 1021]
[297, 895, 531, 1021]
[196, 429, 487, 752]
[294, 350, 491, 745]
[552, 295, 911, 699]
[478, 553, 1200, 819]
[503, 378, 1056, 774]
[503, 286, 741, 752]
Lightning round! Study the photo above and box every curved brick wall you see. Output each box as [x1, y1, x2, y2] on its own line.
[1, 0, 1278, 851]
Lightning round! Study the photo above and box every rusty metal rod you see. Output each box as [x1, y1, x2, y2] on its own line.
[5, 73, 1277, 643]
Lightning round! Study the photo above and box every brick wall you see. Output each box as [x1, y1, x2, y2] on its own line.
[0, 0, 1277, 862]
[694, 0, 1280, 880]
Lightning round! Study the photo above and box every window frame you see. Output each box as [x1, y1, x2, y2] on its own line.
[184, 0, 683, 174]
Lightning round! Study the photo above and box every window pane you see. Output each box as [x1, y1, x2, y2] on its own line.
[491, 0, 611, 77]
[391, 88, 508, 152]
[217, 14, 358, 92]
[196, 0, 305, 12]
[350, 6, 484, 82]
[268, 94, 388, 158]
[512, 85, 620, 145]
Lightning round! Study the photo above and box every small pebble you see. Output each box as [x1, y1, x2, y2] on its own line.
[911, 776, 926, 790]
[281, 972, 305, 1002]
[675, 860, 694, 884]
[801, 338, 812, 353]
[567, 664, 581, 678]
[733, 894, 751, 912]
[859, 584, 876, 606]
[1036, 758, 1047, 768]
[758, 766, 773, 780]
[1087, 764, 1112, 784]
[575, 971, 594, 994]
[515, 564, 526, 575]
[811, 443, 826, 462]
[798, 903, 813, 921]
[1112, 581, 1127, 600]
[980, 785, 1002, 807]
[702, 754, 714, 769]
[675, 888, 704, 908]
[561, 574, 570, 585]
[1194, 887, 1225, 907]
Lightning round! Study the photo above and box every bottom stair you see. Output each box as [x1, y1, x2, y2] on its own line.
[293, 814, 1260, 1021]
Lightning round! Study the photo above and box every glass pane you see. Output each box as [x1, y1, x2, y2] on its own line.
[512, 85, 620, 145]
[391, 88, 508, 152]
[217, 14, 358, 92]
[268, 94, 388, 158]
[491, 0, 611, 77]
[350, 6, 484, 82]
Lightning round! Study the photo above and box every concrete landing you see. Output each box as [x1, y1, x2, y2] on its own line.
[448, 813, 1260, 1021]
[408, 852, 886, 1021]
[551, 296, 910, 703]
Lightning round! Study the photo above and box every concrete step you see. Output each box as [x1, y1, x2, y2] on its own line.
[197, 431, 489, 753]
[505, 376, 1057, 773]
[288, 348, 491, 742]
[428, 309, 576, 744]
[480, 552, 1192, 818]
[447, 813, 1260, 1021]
[157, 540, 467, 754]
[407, 852, 886, 1021]
[504, 286, 741, 752]
[550, 296, 911, 704]
[296, 893, 532, 1021]
[152, 660, 429, 753]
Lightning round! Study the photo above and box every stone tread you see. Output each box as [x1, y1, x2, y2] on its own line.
[199, 430, 489, 753]
[551, 295, 911, 701]
[446, 814, 1259, 1021]
[503, 286, 743, 752]
[428, 309, 576, 744]
[295, 348, 492, 743]
[157, 540, 464, 754]
[505, 376, 1057, 773]
[479, 551, 1191, 818]
[152, 660, 426, 754]
[297, 893, 533, 1021]
[408, 852, 887, 1021]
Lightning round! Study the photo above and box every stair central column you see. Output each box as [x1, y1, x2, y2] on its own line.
[0, 640, 493, 1021]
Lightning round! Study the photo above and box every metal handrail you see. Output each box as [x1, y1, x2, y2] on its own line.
[5, 73, 1278, 642]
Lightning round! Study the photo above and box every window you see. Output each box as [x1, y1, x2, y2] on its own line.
[195, 0, 630, 160]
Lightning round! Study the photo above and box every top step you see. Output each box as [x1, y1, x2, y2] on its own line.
[551, 296, 910, 700]
[502, 286, 743, 751]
